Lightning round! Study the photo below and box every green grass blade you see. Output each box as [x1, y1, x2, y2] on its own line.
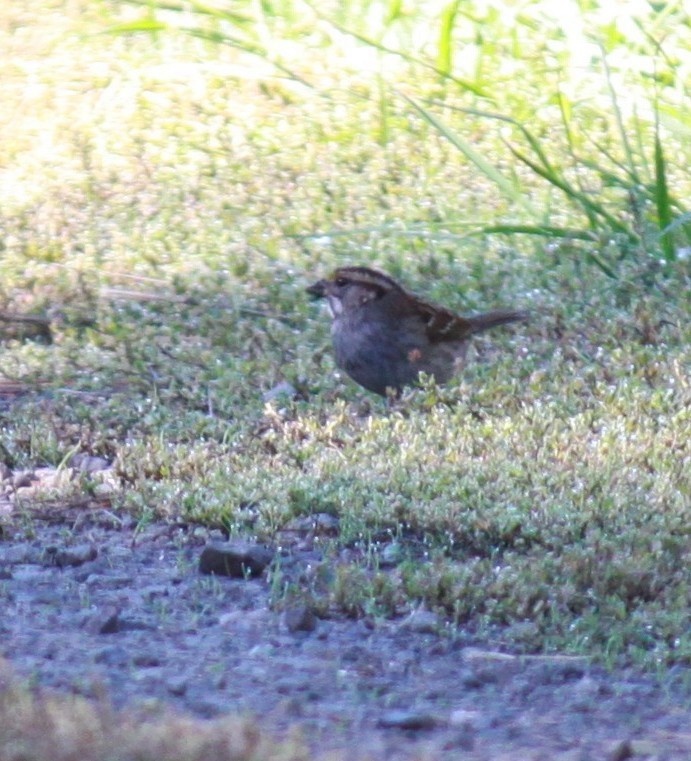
[401, 94, 537, 216]
[117, 0, 252, 24]
[585, 251, 619, 278]
[384, 0, 404, 25]
[437, 1, 461, 76]
[102, 19, 168, 33]
[423, 99, 565, 179]
[305, 4, 491, 98]
[477, 225, 617, 277]
[654, 114, 676, 261]
[507, 144, 638, 242]
[478, 224, 598, 241]
[600, 45, 640, 185]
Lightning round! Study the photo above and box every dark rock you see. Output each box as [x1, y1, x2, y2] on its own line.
[48, 544, 98, 568]
[607, 739, 634, 761]
[84, 605, 121, 634]
[166, 676, 188, 696]
[283, 605, 318, 633]
[12, 471, 37, 489]
[142, 585, 171, 601]
[378, 710, 438, 730]
[198, 542, 274, 578]
[132, 653, 162, 667]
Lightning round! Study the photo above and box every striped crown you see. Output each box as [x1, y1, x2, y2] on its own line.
[329, 266, 403, 294]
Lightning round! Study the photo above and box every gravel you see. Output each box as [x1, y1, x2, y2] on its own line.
[0, 509, 689, 760]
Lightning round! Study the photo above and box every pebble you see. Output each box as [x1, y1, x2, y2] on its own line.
[399, 607, 439, 634]
[49, 543, 98, 568]
[283, 605, 318, 633]
[378, 710, 438, 730]
[198, 542, 274, 578]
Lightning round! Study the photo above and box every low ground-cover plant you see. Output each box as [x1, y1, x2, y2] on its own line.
[0, 0, 689, 676]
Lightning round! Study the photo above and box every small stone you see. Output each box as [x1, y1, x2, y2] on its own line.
[284, 513, 340, 536]
[461, 669, 496, 689]
[399, 607, 439, 634]
[12, 471, 37, 489]
[48, 544, 98, 568]
[606, 739, 634, 761]
[283, 605, 318, 633]
[378, 710, 438, 730]
[69, 454, 111, 473]
[199, 542, 274, 578]
[566, 676, 602, 713]
[0, 463, 11, 481]
[93, 645, 129, 666]
[166, 676, 188, 696]
[263, 381, 298, 402]
[449, 709, 482, 731]
[142, 585, 170, 601]
[85, 605, 121, 634]
[379, 542, 403, 567]
[132, 653, 162, 667]
[461, 648, 522, 683]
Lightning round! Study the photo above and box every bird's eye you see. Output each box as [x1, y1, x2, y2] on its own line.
[334, 277, 349, 287]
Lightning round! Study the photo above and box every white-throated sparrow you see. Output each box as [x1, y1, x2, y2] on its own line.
[307, 266, 528, 396]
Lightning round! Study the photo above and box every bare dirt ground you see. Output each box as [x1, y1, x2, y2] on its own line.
[1, 494, 690, 761]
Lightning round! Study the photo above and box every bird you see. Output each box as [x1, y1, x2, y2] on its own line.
[307, 265, 527, 396]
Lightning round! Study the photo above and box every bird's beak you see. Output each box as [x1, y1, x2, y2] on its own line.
[306, 279, 327, 299]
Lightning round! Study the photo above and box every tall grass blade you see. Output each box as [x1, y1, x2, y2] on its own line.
[585, 252, 618, 278]
[654, 109, 675, 261]
[507, 145, 638, 242]
[600, 45, 641, 186]
[479, 224, 598, 241]
[385, 0, 404, 25]
[305, 4, 490, 98]
[425, 100, 565, 180]
[437, 1, 461, 76]
[118, 0, 251, 25]
[479, 225, 617, 277]
[103, 19, 168, 33]
[400, 94, 537, 215]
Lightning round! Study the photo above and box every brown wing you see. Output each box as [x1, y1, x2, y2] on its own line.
[415, 300, 476, 343]
[418, 302, 527, 344]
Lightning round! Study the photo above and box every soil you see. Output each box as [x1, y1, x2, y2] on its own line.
[1, 486, 690, 760]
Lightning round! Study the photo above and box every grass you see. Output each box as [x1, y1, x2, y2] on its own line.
[0, 0, 690, 752]
[0, 661, 309, 761]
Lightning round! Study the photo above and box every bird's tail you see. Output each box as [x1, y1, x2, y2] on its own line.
[467, 310, 528, 334]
